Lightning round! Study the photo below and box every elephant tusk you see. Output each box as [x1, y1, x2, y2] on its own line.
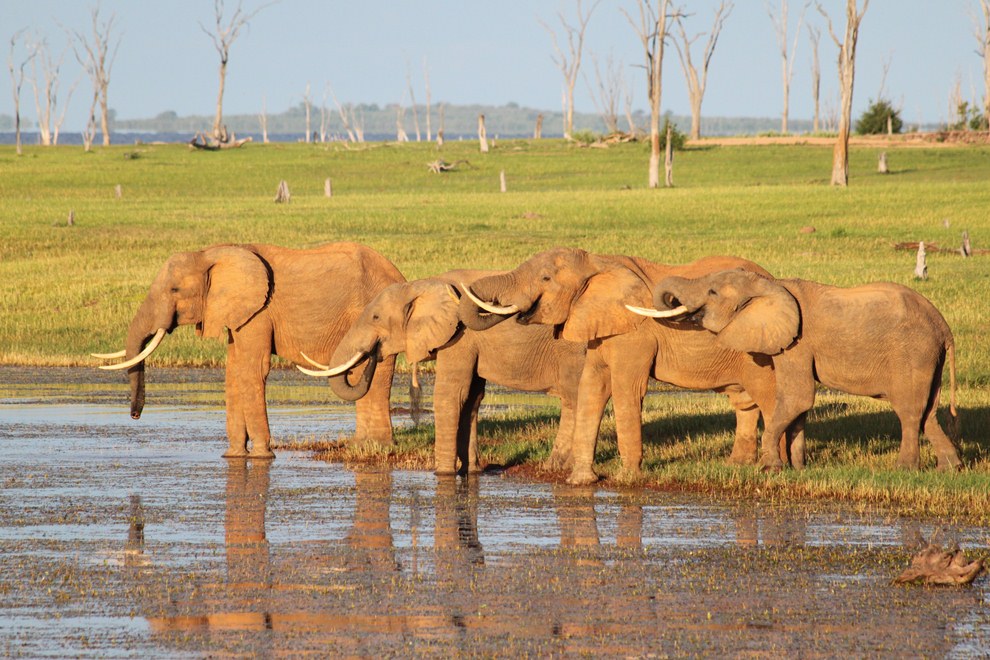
[299, 351, 330, 370]
[296, 350, 366, 377]
[98, 328, 167, 370]
[624, 304, 690, 319]
[90, 349, 127, 359]
[460, 282, 519, 315]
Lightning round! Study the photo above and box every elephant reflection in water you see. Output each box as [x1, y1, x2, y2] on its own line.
[433, 477, 485, 571]
[733, 508, 808, 548]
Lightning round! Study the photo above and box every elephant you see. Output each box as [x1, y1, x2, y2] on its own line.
[297, 270, 587, 475]
[459, 247, 781, 486]
[91, 242, 405, 459]
[646, 269, 962, 471]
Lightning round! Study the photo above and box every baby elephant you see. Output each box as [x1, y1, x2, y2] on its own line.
[650, 269, 961, 471]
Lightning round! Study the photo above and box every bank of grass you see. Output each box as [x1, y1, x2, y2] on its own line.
[2, 139, 989, 518]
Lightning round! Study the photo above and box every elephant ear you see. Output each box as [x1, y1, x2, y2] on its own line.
[562, 266, 652, 343]
[716, 276, 800, 356]
[405, 280, 461, 364]
[201, 246, 270, 339]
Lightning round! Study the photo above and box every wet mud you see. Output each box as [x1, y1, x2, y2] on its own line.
[1, 367, 988, 656]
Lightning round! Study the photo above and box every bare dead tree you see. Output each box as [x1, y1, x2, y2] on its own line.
[302, 83, 312, 143]
[808, 23, 822, 132]
[767, 0, 808, 134]
[623, 0, 674, 189]
[258, 95, 269, 143]
[539, 0, 602, 139]
[326, 84, 356, 142]
[817, 0, 870, 187]
[437, 102, 445, 148]
[623, 80, 638, 133]
[7, 29, 34, 156]
[586, 51, 623, 134]
[68, 5, 119, 147]
[423, 57, 432, 141]
[395, 103, 409, 142]
[972, 0, 990, 129]
[27, 34, 78, 146]
[201, 0, 275, 140]
[672, 1, 733, 140]
[406, 64, 421, 141]
[319, 84, 330, 142]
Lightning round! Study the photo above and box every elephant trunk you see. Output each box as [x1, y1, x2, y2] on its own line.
[124, 296, 175, 419]
[654, 275, 698, 312]
[459, 273, 518, 331]
[328, 344, 380, 402]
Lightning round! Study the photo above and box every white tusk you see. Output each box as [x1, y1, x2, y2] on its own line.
[459, 282, 519, 315]
[624, 304, 690, 319]
[295, 350, 365, 377]
[90, 349, 127, 359]
[98, 328, 167, 370]
[299, 351, 330, 370]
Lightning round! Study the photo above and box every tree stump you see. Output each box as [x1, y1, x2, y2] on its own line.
[436, 129, 444, 149]
[324, 178, 333, 198]
[878, 151, 889, 174]
[500, 170, 506, 193]
[961, 231, 972, 257]
[914, 241, 928, 280]
[274, 180, 291, 203]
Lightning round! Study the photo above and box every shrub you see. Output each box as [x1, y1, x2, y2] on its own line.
[855, 98, 903, 135]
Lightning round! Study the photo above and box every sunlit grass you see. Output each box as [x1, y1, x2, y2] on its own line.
[2, 139, 989, 517]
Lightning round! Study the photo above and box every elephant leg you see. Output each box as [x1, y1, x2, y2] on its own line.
[567, 348, 612, 486]
[433, 352, 476, 476]
[354, 354, 395, 447]
[788, 413, 808, 469]
[920, 372, 962, 471]
[224, 324, 275, 459]
[723, 387, 759, 466]
[610, 357, 651, 480]
[759, 362, 814, 470]
[548, 394, 577, 471]
[459, 376, 486, 474]
[222, 333, 250, 458]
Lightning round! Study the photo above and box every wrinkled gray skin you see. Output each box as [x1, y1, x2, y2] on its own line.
[325, 270, 587, 475]
[463, 248, 783, 486]
[114, 242, 404, 458]
[654, 269, 961, 470]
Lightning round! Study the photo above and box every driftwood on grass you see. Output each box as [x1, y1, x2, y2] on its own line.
[427, 159, 470, 174]
[189, 129, 252, 151]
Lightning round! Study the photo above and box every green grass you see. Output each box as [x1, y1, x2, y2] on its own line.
[2, 138, 989, 519]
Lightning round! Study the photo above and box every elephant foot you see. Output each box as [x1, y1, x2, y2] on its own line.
[725, 451, 757, 467]
[614, 466, 644, 485]
[466, 463, 484, 475]
[434, 466, 458, 477]
[545, 450, 573, 472]
[223, 449, 250, 459]
[757, 452, 785, 472]
[248, 449, 276, 460]
[935, 452, 963, 472]
[566, 467, 600, 486]
[895, 454, 921, 471]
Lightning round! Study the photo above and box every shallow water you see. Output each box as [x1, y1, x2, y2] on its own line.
[1, 379, 989, 656]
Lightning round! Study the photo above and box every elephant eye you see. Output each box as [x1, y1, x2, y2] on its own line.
[708, 289, 718, 297]
[372, 314, 380, 322]
[171, 286, 180, 293]
[541, 275, 551, 282]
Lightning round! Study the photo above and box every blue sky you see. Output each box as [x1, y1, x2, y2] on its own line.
[2, 0, 983, 131]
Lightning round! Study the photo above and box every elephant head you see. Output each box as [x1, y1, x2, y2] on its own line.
[650, 269, 801, 356]
[460, 248, 652, 343]
[304, 279, 463, 400]
[93, 245, 270, 419]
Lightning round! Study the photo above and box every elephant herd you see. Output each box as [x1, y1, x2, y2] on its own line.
[92, 241, 962, 485]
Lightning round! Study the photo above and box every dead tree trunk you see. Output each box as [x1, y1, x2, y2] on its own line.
[324, 178, 333, 198]
[478, 114, 489, 153]
[664, 123, 674, 187]
[877, 151, 888, 173]
[274, 180, 290, 203]
[500, 170, 507, 192]
[962, 231, 972, 257]
[535, 114, 544, 139]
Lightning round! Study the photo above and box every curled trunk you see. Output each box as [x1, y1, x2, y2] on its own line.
[458, 294, 514, 331]
[329, 345, 380, 401]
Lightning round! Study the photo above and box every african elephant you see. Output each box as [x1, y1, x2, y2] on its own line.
[298, 271, 587, 475]
[92, 242, 404, 459]
[648, 269, 961, 471]
[460, 248, 780, 486]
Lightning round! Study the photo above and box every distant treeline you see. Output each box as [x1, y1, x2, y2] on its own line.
[80, 103, 819, 139]
[1, 103, 837, 140]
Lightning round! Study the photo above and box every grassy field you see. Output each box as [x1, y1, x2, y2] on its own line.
[1, 137, 988, 520]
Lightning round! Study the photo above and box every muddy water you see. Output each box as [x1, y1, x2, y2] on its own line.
[1, 369, 989, 656]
